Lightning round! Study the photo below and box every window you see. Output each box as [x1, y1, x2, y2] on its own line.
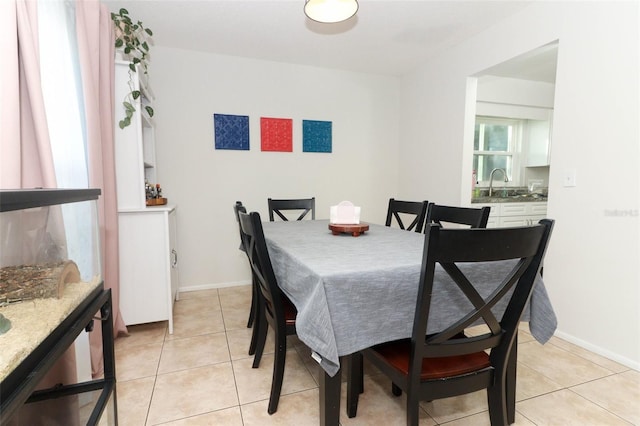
[38, 0, 95, 278]
[473, 117, 522, 185]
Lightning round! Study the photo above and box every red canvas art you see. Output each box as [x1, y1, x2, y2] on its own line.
[260, 117, 293, 152]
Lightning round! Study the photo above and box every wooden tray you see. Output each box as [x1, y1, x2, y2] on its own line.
[146, 197, 167, 206]
[329, 223, 369, 237]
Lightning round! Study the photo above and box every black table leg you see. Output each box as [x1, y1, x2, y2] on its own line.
[319, 364, 341, 426]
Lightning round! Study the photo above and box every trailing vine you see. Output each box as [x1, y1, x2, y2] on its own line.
[111, 8, 155, 129]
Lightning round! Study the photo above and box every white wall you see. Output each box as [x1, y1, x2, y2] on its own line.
[150, 48, 400, 290]
[476, 76, 555, 121]
[399, 1, 639, 368]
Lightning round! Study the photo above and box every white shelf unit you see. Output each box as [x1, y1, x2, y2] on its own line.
[114, 61, 156, 209]
[114, 61, 179, 333]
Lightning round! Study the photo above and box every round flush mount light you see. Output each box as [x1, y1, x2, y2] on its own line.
[304, 0, 359, 24]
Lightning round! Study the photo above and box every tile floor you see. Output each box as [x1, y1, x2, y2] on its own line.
[114, 286, 639, 425]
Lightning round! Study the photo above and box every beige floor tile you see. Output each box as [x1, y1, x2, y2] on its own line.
[516, 362, 563, 401]
[225, 327, 254, 361]
[177, 289, 219, 301]
[218, 284, 252, 305]
[232, 349, 317, 405]
[516, 389, 631, 425]
[158, 332, 231, 374]
[219, 286, 254, 331]
[442, 410, 536, 426]
[294, 343, 323, 385]
[340, 374, 436, 425]
[221, 305, 253, 332]
[453, 323, 534, 343]
[159, 406, 243, 425]
[172, 295, 221, 316]
[109, 283, 636, 426]
[422, 390, 488, 424]
[517, 341, 615, 387]
[147, 363, 238, 425]
[516, 328, 535, 344]
[116, 322, 167, 350]
[548, 336, 630, 373]
[116, 341, 162, 381]
[167, 307, 226, 340]
[116, 376, 155, 425]
[240, 388, 319, 425]
[571, 369, 640, 424]
[225, 326, 277, 362]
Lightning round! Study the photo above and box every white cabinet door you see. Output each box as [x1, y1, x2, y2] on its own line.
[168, 209, 180, 303]
[526, 203, 548, 215]
[526, 119, 551, 167]
[118, 207, 177, 333]
[500, 203, 528, 216]
[499, 216, 530, 227]
[485, 216, 499, 228]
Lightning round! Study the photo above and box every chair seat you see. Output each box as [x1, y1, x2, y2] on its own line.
[372, 339, 491, 380]
[283, 296, 297, 326]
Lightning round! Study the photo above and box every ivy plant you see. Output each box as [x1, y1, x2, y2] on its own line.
[111, 8, 155, 129]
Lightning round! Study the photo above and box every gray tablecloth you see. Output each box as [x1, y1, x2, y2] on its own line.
[263, 220, 557, 377]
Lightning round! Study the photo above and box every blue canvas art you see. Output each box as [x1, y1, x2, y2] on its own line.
[214, 113, 250, 150]
[302, 120, 332, 153]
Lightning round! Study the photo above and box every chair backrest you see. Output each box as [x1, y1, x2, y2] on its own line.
[268, 197, 315, 221]
[385, 198, 429, 233]
[425, 203, 491, 229]
[238, 210, 287, 328]
[233, 201, 248, 252]
[412, 220, 554, 376]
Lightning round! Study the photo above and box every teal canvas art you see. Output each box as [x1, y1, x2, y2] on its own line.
[302, 120, 332, 153]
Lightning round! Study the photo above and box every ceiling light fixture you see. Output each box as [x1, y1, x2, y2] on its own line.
[304, 0, 359, 24]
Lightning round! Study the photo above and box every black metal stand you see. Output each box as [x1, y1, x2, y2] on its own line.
[1, 288, 117, 425]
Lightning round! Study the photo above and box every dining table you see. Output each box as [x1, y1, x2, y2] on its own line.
[261, 219, 557, 426]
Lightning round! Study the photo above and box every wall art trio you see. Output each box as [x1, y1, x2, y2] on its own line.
[213, 113, 332, 153]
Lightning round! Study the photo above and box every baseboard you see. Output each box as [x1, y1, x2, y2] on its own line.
[178, 280, 252, 295]
[554, 330, 640, 371]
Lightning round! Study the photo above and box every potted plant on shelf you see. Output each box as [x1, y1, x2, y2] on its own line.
[111, 8, 154, 129]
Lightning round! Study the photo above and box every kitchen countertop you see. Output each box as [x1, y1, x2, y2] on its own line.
[472, 195, 548, 203]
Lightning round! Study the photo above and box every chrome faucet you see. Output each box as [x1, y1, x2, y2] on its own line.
[488, 168, 509, 197]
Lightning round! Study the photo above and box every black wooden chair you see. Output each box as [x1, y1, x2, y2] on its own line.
[233, 201, 261, 356]
[268, 197, 315, 221]
[346, 220, 554, 426]
[425, 203, 491, 229]
[385, 198, 429, 233]
[238, 210, 298, 415]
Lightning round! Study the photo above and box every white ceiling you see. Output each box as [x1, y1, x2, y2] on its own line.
[104, 0, 556, 81]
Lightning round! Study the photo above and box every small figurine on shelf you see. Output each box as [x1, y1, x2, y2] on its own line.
[145, 180, 152, 200]
[145, 183, 167, 206]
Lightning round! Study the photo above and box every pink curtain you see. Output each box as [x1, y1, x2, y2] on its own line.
[1, 0, 126, 383]
[75, 0, 128, 378]
[1, 0, 78, 400]
[1, 0, 57, 189]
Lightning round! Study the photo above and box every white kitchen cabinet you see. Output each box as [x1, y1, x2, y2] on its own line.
[526, 119, 552, 167]
[473, 202, 548, 228]
[472, 203, 500, 227]
[118, 207, 179, 333]
[114, 61, 179, 333]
